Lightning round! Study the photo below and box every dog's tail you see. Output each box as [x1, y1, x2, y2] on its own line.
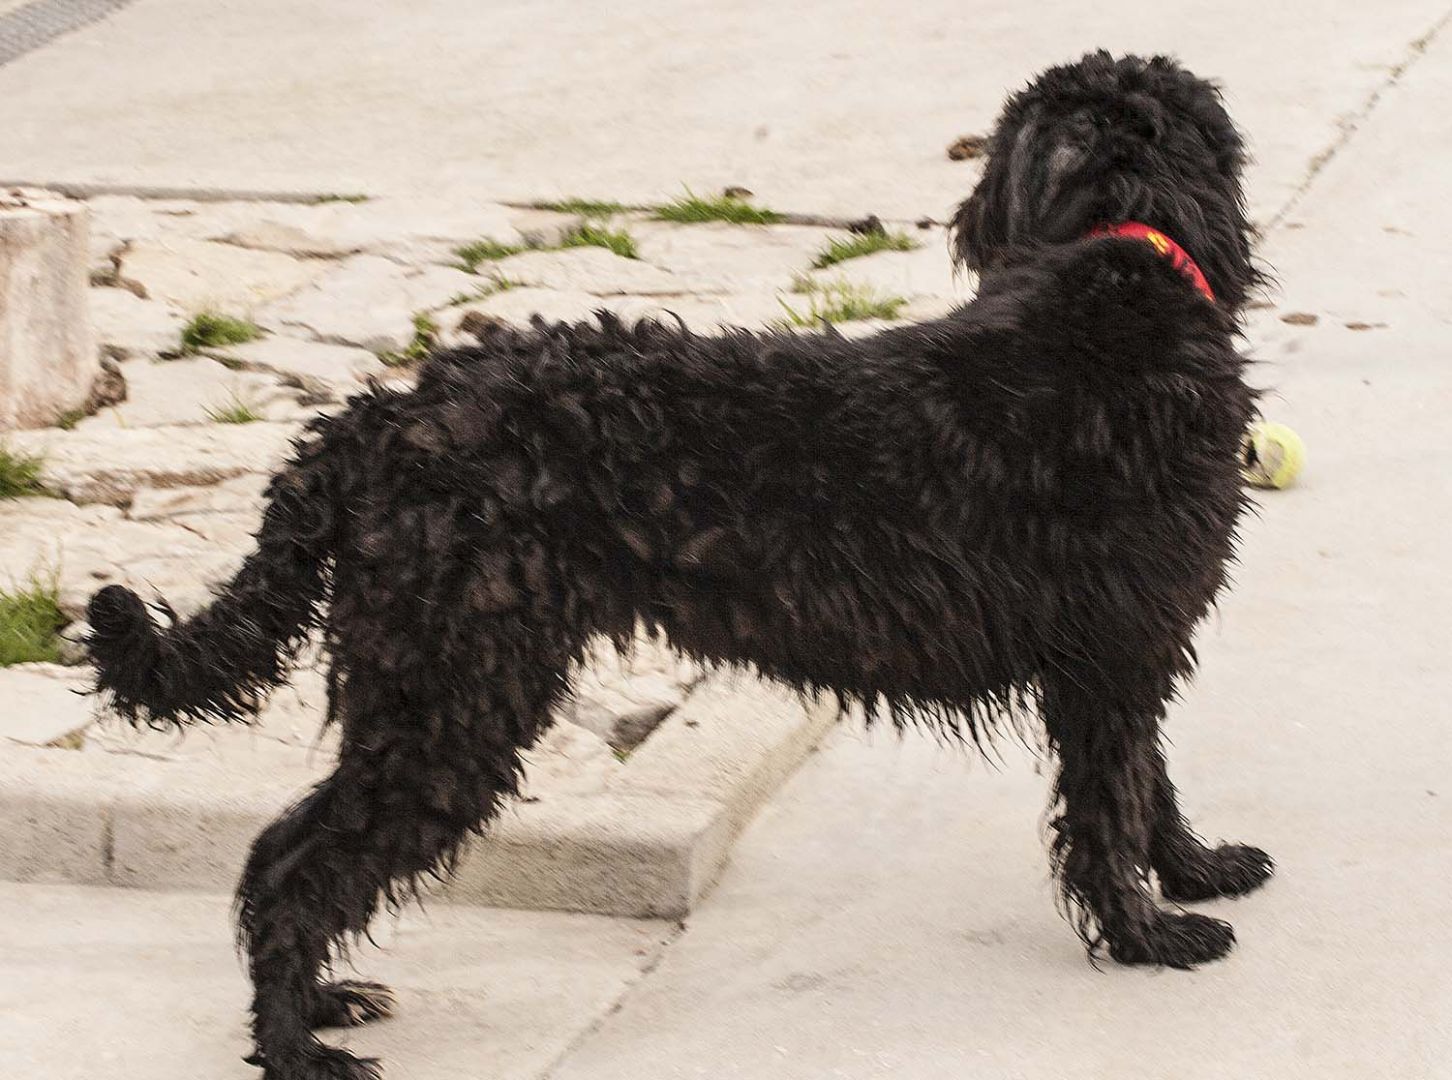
[87, 424, 342, 729]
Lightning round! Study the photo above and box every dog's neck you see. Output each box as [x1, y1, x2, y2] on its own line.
[1087, 222, 1217, 303]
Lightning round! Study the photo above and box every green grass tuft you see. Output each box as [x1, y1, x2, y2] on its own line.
[55, 408, 86, 431]
[454, 238, 527, 273]
[811, 229, 919, 269]
[181, 312, 261, 353]
[537, 198, 631, 217]
[380, 313, 439, 368]
[0, 574, 66, 667]
[776, 278, 908, 328]
[447, 277, 521, 307]
[204, 392, 264, 425]
[0, 445, 46, 499]
[559, 223, 639, 260]
[654, 189, 784, 226]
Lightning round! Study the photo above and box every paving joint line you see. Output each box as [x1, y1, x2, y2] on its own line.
[539, 919, 689, 1080]
[1269, 6, 1452, 229]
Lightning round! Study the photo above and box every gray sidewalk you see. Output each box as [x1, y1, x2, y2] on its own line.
[0, 883, 672, 1080]
[0, 0, 1446, 220]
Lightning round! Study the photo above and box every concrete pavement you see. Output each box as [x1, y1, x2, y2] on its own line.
[0, 0, 1446, 221]
[0, 882, 673, 1080]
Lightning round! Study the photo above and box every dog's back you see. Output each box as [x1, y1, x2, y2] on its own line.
[341, 237, 1251, 738]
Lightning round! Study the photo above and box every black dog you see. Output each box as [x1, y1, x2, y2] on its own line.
[88, 52, 1273, 1080]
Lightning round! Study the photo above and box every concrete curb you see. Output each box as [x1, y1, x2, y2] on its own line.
[0, 180, 914, 230]
[0, 674, 837, 918]
[0, 178, 369, 204]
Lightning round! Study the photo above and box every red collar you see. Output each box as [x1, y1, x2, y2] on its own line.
[1087, 222, 1216, 303]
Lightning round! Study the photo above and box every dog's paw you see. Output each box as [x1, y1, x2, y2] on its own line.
[1107, 911, 1236, 969]
[1159, 844, 1274, 903]
[251, 1043, 383, 1080]
[307, 980, 396, 1030]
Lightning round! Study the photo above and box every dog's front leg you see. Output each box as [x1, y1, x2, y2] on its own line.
[1041, 669, 1237, 967]
[1147, 751, 1274, 902]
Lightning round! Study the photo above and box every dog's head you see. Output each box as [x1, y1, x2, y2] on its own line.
[952, 52, 1260, 311]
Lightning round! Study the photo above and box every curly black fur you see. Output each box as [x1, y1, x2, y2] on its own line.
[89, 52, 1274, 1080]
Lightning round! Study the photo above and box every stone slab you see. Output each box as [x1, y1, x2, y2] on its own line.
[0, 664, 94, 747]
[631, 219, 841, 292]
[0, 493, 238, 618]
[561, 633, 704, 751]
[0, 673, 837, 917]
[214, 197, 572, 265]
[257, 254, 475, 352]
[216, 335, 385, 398]
[611, 292, 793, 333]
[86, 285, 187, 359]
[7, 422, 299, 505]
[116, 237, 324, 312]
[492, 245, 690, 296]
[126, 473, 269, 521]
[89, 356, 294, 428]
[445, 286, 612, 331]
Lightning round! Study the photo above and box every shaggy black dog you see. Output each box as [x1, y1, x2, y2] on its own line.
[88, 51, 1273, 1080]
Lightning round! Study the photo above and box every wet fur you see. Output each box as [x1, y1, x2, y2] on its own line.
[89, 52, 1274, 1080]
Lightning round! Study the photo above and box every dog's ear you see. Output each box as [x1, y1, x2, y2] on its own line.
[951, 112, 1095, 271]
[950, 116, 1038, 271]
[950, 159, 1006, 272]
[1195, 103, 1247, 180]
[1145, 57, 1246, 180]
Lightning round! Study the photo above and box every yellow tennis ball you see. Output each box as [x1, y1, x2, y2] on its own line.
[1242, 421, 1306, 489]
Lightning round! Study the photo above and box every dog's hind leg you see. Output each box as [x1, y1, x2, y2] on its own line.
[236, 772, 388, 1080]
[235, 622, 568, 1080]
[1147, 753, 1274, 903]
[1041, 664, 1237, 968]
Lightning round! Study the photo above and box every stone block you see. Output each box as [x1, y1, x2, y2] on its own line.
[0, 189, 100, 430]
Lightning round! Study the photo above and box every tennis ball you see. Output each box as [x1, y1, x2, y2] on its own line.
[1241, 421, 1306, 489]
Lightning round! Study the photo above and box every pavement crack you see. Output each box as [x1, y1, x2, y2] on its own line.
[538, 919, 688, 1079]
[1270, 6, 1452, 228]
[100, 808, 116, 877]
[170, 517, 214, 541]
